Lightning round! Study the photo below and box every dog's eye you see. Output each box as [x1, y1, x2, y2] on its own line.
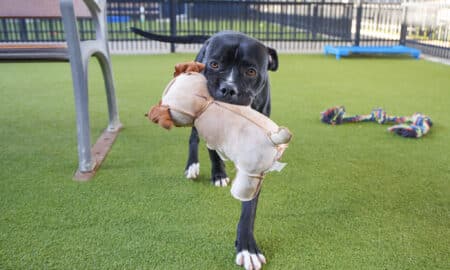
[246, 68, 257, 77]
[210, 61, 219, 69]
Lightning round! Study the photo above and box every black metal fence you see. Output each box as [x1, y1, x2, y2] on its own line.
[104, 0, 358, 51]
[0, 0, 449, 59]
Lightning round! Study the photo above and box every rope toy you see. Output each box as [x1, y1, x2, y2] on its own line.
[320, 106, 432, 138]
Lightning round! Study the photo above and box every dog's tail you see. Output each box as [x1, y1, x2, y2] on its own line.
[130, 27, 210, 44]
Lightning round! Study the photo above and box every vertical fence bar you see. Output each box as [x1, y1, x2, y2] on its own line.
[312, 4, 318, 41]
[354, 2, 362, 46]
[1, 19, 8, 41]
[18, 18, 28, 41]
[169, 0, 176, 53]
[399, 3, 407, 45]
[31, 18, 37, 41]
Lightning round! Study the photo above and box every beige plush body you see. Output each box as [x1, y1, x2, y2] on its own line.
[149, 72, 292, 201]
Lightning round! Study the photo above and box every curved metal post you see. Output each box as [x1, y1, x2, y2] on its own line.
[60, 0, 94, 173]
[60, 0, 122, 179]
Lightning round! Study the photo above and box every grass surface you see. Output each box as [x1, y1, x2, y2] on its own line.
[0, 54, 449, 269]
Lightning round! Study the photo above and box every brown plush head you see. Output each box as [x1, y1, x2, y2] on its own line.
[174, 61, 205, 77]
[146, 101, 173, 130]
[146, 62, 209, 130]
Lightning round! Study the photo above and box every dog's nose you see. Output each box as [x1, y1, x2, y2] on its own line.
[219, 86, 237, 97]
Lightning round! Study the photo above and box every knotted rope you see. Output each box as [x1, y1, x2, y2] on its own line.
[320, 106, 432, 138]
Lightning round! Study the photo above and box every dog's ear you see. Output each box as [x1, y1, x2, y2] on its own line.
[267, 47, 278, 71]
[195, 40, 210, 63]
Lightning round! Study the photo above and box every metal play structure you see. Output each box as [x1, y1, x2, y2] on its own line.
[0, 0, 122, 180]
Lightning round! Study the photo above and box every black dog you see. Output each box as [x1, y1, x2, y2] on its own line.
[132, 28, 278, 270]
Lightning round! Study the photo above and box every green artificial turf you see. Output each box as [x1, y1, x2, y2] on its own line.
[0, 54, 449, 269]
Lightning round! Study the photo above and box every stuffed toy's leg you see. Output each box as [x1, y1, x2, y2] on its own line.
[269, 127, 292, 145]
[230, 170, 264, 202]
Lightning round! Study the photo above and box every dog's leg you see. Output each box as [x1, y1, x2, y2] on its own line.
[185, 127, 200, 179]
[208, 149, 230, 187]
[235, 192, 266, 270]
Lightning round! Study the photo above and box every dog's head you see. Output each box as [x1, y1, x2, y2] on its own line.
[198, 31, 278, 106]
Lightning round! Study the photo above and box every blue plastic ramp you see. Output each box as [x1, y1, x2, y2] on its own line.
[324, 45, 421, 60]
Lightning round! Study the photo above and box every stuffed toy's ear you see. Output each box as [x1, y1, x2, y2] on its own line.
[146, 101, 174, 130]
[174, 61, 205, 77]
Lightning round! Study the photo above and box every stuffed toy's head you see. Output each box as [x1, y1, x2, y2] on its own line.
[147, 62, 209, 129]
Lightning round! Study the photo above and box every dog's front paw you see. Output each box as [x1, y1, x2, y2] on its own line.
[212, 172, 230, 187]
[236, 250, 266, 270]
[185, 163, 200, 179]
[235, 234, 266, 270]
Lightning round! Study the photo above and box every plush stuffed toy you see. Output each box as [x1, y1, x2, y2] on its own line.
[147, 62, 292, 201]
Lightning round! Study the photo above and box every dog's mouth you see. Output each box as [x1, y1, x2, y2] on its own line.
[211, 89, 253, 106]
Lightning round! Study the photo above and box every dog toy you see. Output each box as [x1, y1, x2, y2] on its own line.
[146, 62, 292, 201]
[320, 106, 432, 138]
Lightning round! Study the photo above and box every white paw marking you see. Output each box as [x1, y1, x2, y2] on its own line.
[214, 177, 230, 187]
[185, 163, 199, 179]
[235, 250, 266, 270]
